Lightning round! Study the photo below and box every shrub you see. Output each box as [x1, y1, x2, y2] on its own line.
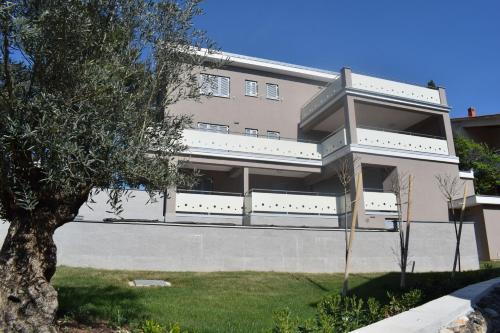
[142, 320, 165, 333]
[269, 290, 424, 333]
[383, 289, 423, 317]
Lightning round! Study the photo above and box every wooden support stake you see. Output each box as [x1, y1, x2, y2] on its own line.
[401, 174, 413, 289]
[452, 183, 468, 276]
[342, 172, 363, 296]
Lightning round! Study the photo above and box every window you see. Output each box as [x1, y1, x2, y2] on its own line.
[267, 131, 280, 140]
[266, 83, 279, 100]
[197, 122, 229, 133]
[245, 80, 258, 97]
[199, 73, 230, 98]
[245, 128, 258, 137]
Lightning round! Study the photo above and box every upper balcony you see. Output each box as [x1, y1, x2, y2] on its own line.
[181, 129, 322, 165]
[301, 70, 446, 124]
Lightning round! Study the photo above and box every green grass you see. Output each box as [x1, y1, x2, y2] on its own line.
[53, 262, 500, 333]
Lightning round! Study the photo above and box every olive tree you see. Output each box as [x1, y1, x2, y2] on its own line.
[0, 1, 215, 331]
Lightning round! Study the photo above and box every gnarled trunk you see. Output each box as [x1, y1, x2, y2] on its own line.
[0, 216, 60, 333]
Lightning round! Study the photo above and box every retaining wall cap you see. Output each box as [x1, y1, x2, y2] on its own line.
[350, 277, 500, 333]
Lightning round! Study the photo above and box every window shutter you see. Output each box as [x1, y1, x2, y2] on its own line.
[266, 84, 279, 100]
[219, 76, 230, 97]
[245, 80, 258, 96]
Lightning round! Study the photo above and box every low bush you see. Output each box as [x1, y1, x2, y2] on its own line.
[269, 289, 423, 333]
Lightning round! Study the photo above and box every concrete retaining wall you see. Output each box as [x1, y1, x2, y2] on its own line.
[0, 220, 479, 273]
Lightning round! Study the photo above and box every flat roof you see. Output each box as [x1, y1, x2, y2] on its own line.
[195, 49, 339, 82]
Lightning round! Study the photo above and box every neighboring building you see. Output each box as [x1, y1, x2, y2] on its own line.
[452, 109, 500, 261]
[164, 50, 463, 229]
[452, 108, 500, 152]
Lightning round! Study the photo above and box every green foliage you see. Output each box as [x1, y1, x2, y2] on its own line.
[454, 136, 500, 195]
[383, 289, 423, 317]
[270, 290, 423, 333]
[142, 319, 165, 333]
[0, 0, 217, 221]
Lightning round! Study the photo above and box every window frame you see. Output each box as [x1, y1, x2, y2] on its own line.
[199, 73, 230, 98]
[265, 83, 280, 100]
[245, 80, 258, 97]
[244, 128, 259, 137]
[197, 122, 229, 134]
[267, 131, 280, 140]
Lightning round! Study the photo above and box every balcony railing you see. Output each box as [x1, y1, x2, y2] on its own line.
[301, 76, 343, 121]
[363, 191, 397, 212]
[301, 71, 443, 123]
[351, 73, 441, 105]
[176, 190, 244, 215]
[175, 189, 397, 216]
[244, 189, 342, 215]
[320, 128, 347, 156]
[357, 127, 449, 155]
[182, 129, 322, 162]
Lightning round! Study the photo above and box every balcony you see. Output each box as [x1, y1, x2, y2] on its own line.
[175, 189, 397, 216]
[301, 71, 444, 123]
[181, 129, 322, 165]
[244, 189, 342, 215]
[176, 190, 244, 215]
[357, 127, 449, 155]
[320, 128, 347, 157]
[363, 191, 398, 212]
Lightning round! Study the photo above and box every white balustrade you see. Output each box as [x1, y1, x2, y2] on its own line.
[363, 191, 398, 212]
[176, 191, 244, 215]
[357, 128, 449, 155]
[301, 76, 343, 120]
[182, 129, 321, 160]
[247, 191, 338, 215]
[351, 73, 441, 104]
[321, 128, 347, 156]
[175, 190, 399, 216]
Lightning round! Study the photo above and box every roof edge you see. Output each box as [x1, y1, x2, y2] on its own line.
[196, 49, 339, 82]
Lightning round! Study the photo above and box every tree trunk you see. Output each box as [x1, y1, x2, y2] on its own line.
[0, 216, 59, 333]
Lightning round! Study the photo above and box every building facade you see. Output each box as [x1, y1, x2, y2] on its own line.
[26, 50, 480, 273]
[163, 50, 468, 229]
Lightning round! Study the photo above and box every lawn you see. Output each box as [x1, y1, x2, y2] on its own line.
[53, 262, 500, 333]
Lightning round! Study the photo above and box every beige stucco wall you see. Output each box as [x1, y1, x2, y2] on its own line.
[483, 205, 500, 260]
[354, 153, 460, 225]
[169, 66, 326, 139]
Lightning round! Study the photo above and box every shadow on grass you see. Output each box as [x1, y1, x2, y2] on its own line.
[56, 285, 146, 326]
[349, 267, 500, 304]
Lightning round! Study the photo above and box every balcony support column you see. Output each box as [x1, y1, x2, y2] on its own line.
[343, 95, 358, 145]
[243, 167, 250, 194]
[442, 113, 456, 156]
[164, 186, 177, 222]
[349, 156, 366, 228]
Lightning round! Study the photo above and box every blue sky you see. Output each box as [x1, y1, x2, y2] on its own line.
[195, 1, 500, 118]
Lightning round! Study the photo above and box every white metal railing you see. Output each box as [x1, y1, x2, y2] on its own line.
[357, 128, 449, 155]
[320, 128, 347, 156]
[351, 73, 441, 104]
[301, 76, 343, 120]
[363, 191, 398, 212]
[176, 190, 244, 215]
[182, 129, 322, 161]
